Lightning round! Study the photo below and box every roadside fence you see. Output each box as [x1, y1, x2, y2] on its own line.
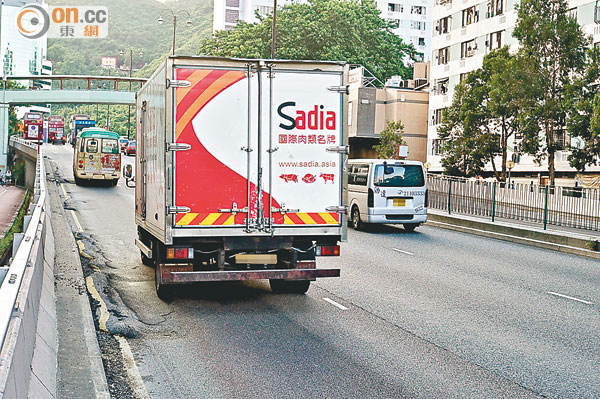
[427, 174, 600, 232]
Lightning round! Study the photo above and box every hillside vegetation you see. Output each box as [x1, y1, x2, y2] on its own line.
[47, 0, 213, 76]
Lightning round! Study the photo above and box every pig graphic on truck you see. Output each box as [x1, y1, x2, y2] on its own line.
[125, 56, 349, 299]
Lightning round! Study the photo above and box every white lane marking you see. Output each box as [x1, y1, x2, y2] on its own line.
[392, 248, 414, 256]
[322, 298, 348, 310]
[0, 187, 7, 197]
[547, 292, 594, 305]
[59, 183, 69, 199]
[70, 209, 83, 232]
[116, 336, 150, 399]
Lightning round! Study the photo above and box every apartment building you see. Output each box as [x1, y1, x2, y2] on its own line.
[213, 0, 434, 61]
[427, 0, 600, 175]
[213, 0, 300, 31]
[348, 63, 430, 162]
[377, 0, 434, 61]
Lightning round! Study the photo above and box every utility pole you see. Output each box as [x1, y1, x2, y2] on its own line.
[270, 0, 277, 58]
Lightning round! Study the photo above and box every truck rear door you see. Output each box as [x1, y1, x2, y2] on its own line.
[261, 68, 343, 229]
[171, 62, 344, 232]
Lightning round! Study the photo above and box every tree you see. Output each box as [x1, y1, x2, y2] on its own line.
[197, 0, 415, 82]
[566, 47, 600, 171]
[438, 48, 524, 180]
[513, 0, 590, 186]
[373, 120, 406, 159]
[438, 75, 495, 177]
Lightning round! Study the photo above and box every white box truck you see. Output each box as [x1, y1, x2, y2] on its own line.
[130, 56, 348, 299]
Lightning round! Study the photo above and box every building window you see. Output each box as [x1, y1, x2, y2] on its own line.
[437, 47, 449, 65]
[388, 3, 403, 12]
[432, 139, 445, 155]
[459, 73, 469, 83]
[415, 52, 424, 62]
[389, 19, 401, 28]
[225, 9, 239, 23]
[487, 31, 503, 51]
[461, 39, 478, 58]
[554, 129, 571, 150]
[436, 16, 451, 34]
[567, 7, 577, 20]
[411, 5, 426, 15]
[487, 0, 503, 18]
[432, 108, 445, 125]
[257, 5, 273, 16]
[412, 21, 426, 30]
[462, 6, 479, 27]
[225, 0, 239, 7]
[418, 37, 426, 46]
[434, 78, 449, 95]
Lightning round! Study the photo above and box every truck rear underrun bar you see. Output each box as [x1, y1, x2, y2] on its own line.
[162, 268, 340, 283]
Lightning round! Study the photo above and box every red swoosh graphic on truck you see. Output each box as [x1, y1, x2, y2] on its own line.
[174, 68, 284, 226]
[175, 70, 247, 140]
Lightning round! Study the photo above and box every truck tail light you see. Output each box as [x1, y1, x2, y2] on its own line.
[78, 160, 84, 169]
[316, 245, 340, 256]
[368, 188, 374, 207]
[167, 247, 194, 259]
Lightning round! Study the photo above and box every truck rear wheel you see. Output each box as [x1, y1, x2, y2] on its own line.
[155, 266, 174, 301]
[141, 251, 155, 267]
[269, 279, 311, 294]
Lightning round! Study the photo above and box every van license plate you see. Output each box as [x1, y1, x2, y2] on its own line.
[393, 199, 406, 207]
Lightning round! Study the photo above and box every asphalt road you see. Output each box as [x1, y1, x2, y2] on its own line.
[44, 144, 600, 399]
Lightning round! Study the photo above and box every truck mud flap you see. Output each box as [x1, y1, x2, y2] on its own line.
[160, 268, 340, 283]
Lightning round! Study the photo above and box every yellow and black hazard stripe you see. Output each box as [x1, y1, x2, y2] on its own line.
[176, 213, 234, 226]
[283, 213, 340, 225]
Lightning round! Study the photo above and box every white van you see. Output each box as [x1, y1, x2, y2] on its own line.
[347, 159, 428, 231]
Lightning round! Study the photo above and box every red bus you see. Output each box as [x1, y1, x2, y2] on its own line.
[23, 112, 44, 142]
[48, 115, 66, 144]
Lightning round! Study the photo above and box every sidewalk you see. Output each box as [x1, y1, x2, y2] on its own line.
[0, 186, 26, 238]
[426, 208, 600, 259]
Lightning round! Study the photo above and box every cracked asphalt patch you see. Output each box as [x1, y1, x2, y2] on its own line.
[97, 331, 139, 399]
[75, 232, 143, 337]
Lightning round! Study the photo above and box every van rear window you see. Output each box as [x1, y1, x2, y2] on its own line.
[102, 139, 119, 154]
[374, 164, 424, 187]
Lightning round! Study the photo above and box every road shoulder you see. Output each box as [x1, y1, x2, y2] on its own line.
[46, 160, 110, 399]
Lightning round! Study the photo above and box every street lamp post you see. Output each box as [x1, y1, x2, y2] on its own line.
[158, 9, 193, 56]
[507, 160, 515, 187]
[120, 49, 143, 139]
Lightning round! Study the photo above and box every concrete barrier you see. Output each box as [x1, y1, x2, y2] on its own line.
[0, 153, 58, 399]
[427, 210, 600, 259]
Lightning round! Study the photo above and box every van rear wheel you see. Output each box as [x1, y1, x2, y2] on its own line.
[270, 279, 311, 294]
[403, 224, 417, 232]
[351, 207, 363, 230]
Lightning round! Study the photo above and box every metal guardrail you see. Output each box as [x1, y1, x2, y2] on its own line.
[3, 75, 147, 91]
[9, 135, 37, 149]
[0, 150, 45, 349]
[428, 174, 600, 231]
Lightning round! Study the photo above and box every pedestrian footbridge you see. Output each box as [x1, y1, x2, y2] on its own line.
[1, 75, 147, 175]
